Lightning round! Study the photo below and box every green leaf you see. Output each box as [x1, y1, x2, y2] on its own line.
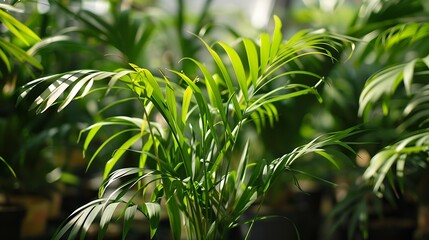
[142, 202, 161, 238]
[236, 141, 250, 185]
[135, 66, 164, 101]
[0, 3, 24, 12]
[166, 196, 181, 240]
[104, 133, 142, 178]
[0, 38, 42, 69]
[181, 86, 193, 124]
[423, 55, 429, 68]
[0, 48, 11, 72]
[30, 70, 96, 113]
[163, 74, 178, 122]
[0, 9, 40, 46]
[358, 65, 403, 117]
[57, 72, 100, 111]
[315, 150, 340, 169]
[98, 202, 121, 240]
[403, 59, 416, 95]
[171, 69, 221, 148]
[270, 15, 283, 62]
[259, 33, 271, 74]
[0, 156, 16, 177]
[80, 204, 104, 240]
[218, 42, 249, 101]
[52, 199, 106, 240]
[195, 35, 243, 120]
[81, 123, 139, 171]
[183, 57, 231, 137]
[122, 205, 138, 239]
[243, 38, 259, 88]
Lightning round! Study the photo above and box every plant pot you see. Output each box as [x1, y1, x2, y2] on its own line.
[242, 186, 325, 240]
[368, 217, 416, 240]
[47, 191, 63, 220]
[416, 204, 429, 240]
[11, 195, 50, 238]
[0, 203, 27, 240]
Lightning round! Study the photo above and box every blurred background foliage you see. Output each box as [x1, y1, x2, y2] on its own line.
[2, 0, 429, 239]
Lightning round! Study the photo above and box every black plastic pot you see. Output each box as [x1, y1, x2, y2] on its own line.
[0, 203, 27, 240]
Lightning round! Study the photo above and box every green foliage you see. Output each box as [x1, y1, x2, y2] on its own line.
[355, 1, 429, 196]
[287, 1, 429, 239]
[318, 1, 429, 239]
[53, 1, 155, 66]
[0, 3, 42, 81]
[21, 15, 356, 239]
[359, 52, 429, 196]
[0, 156, 16, 177]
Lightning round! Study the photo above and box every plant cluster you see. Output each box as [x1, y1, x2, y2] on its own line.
[20, 15, 357, 239]
[2, 0, 429, 239]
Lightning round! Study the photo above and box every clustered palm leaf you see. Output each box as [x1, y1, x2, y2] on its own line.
[327, 1, 429, 239]
[20, 16, 355, 239]
[0, 3, 42, 83]
[359, 24, 429, 194]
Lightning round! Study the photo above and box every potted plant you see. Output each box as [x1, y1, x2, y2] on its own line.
[20, 14, 358, 239]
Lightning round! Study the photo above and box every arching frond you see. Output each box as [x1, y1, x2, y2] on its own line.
[20, 15, 356, 240]
[359, 55, 429, 118]
[363, 130, 429, 194]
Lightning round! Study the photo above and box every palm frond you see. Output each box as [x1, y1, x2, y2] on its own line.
[350, 0, 427, 37]
[0, 156, 16, 177]
[21, 15, 357, 239]
[0, 7, 42, 72]
[363, 130, 429, 194]
[359, 55, 429, 118]
[358, 27, 429, 195]
[53, 2, 155, 64]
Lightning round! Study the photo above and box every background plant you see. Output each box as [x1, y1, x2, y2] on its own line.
[282, 0, 429, 239]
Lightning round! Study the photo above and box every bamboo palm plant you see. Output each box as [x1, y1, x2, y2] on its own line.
[316, 0, 429, 238]
[20, 16, 356, 239]
[350, 21, 429, 240]
[359, 24, 429, 196]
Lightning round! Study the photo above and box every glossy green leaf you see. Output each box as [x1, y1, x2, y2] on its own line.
[0, 47, 11, 72]
[104, 133, 142, 178]
[270, 15, 283, 62]
[315, 150, 340, 169]
[142, 202, 161, 238]
[0, 38, 42, 69]
[403, 59, 416, 95]
[164, 76, 178, 122]
[57, 72, 100, 111]
[218, 42, 249, 101]
[259, 33, 270, 74]
[98, 202, 121, 240]
[196, 35, 243, 120]
[181, 86, 193, 124]
[0, 9, 40, 45]
[243, 38, 259, 88]
[166, 196, 181, 240]
[183, 57, 230, 136]
[80, 204, 104, 240]
[122, 205, 138, 239]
